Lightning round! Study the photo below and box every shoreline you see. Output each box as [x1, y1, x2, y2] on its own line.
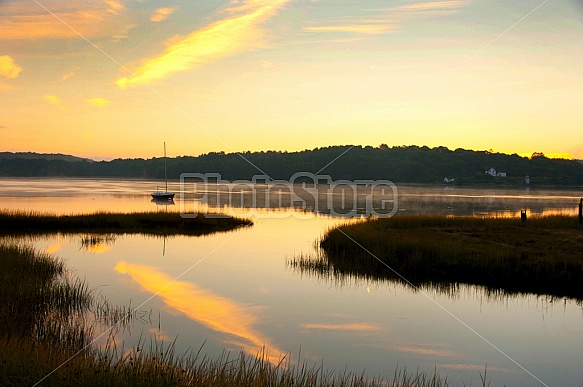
[318, 214, 583, 299]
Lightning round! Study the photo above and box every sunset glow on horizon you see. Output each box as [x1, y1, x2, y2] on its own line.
[1, 0, 582, 160]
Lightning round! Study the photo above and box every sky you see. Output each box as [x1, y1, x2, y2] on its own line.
[1, 0, 582, 160]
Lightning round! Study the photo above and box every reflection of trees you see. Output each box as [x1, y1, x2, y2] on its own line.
[287, 250, 583, 304]
[80, 234, 117, 253]
[288, 251, 466, 296]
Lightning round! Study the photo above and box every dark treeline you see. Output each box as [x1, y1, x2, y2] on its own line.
[1, 145, 583, 185]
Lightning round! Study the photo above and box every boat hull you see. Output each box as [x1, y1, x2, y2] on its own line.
[151, 192, 175, 200]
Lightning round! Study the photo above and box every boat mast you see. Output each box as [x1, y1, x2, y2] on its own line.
[164, 142, 168, 193]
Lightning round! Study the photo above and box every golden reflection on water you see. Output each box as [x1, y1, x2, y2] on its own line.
[82, 243, 111, 254]
[43, 243, 61, 254]
[113, 261, 284, 364]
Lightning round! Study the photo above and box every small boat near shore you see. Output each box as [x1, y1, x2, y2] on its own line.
[151, 142, 175, 200]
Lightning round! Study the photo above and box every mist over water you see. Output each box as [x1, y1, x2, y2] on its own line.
[1, 178, 582, 386]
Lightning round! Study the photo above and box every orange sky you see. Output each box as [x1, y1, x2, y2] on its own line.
[1, 0, 582, 160]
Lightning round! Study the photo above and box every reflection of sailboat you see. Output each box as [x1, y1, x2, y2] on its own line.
[151, 142, 175, 200]
[151, 198, 175, 206]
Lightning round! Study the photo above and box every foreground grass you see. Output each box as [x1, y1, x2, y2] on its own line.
[0, 242, 471, 386]
[0, 210, 251, 236]
[318, 215, 583, 299]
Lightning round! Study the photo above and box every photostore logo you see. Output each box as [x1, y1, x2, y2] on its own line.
[179, 172, 398, 219]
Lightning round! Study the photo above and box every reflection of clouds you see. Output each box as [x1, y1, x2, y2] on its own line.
[83, 243, 111, 254]
[394, 345, 456, 357]
[148, 327, 173, 343]
[301, 323, 381, 333]
[114, 261, 284, 364]
[80, 234, 116, 254]
[44, 243, 61, 254]
[439, 363, 516, 374]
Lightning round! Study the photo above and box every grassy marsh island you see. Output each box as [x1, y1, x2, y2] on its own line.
[318, 215, 583, 299]
[0, 210, 252, 236]
[0, 242, 463, 386]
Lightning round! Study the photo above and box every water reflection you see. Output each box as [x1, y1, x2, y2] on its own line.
[3, 179, 583, 386]
[300, 322, 381, 333]
[113, 261, 284, 364]
[287, 251, 583, 306]
[80, 234, 117, 254]
[151, 197, 175, 207]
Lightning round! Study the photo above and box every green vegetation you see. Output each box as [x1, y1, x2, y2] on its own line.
[0, 210, 252, 236]
[0, 242, 469, 386]
[317, 215, 583, 299]
[2, 145, 583, 185]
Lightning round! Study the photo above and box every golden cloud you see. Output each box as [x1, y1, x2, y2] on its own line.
[117, 0, 289, 88]
[150, 7, 177, 22]
[61, 69, 77, 81]
[43, 94, 61, 105]
[395, 1, 468, 11]
[114, 261, 284, 364]
[303, 24, 394, 35]
[0, 1, 129, 40]
[305, 1, 468, 37]
[0, 55, 22, 79]
[87, 97, 110, 106]
[104, 0, 124, 15]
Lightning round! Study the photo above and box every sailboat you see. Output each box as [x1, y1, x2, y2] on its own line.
[151, 142, 175, 200]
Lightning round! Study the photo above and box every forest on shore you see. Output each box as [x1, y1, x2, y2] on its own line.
[1, 145, 583, 186]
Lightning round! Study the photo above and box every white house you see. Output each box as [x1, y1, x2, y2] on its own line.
[485, 167, 506, 177]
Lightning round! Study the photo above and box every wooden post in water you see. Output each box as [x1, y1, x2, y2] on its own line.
[520, 209, 527, 226]
[579, 198, 582, 228]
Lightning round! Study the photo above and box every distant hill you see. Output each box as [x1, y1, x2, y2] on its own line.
[1, 146, 582, 186]
[0, 152, 92, 163]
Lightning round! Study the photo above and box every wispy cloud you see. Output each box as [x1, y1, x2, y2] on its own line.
[61, 67, 79, 81]
[304, 1, 468, 37]
[303, 23, 395, 35]
[0, 1, 130, 40]
[43, 94, 61, 105]
[116, 0, 289, 88]
[393, 1, 468, 12]
[0, 55, 22, 79]
[150, 7, 177, 22]
[103, 0, 124, 15]
[87, 97, 110, 106]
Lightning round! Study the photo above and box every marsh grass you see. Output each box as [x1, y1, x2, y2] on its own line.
[318, 215, 583, 299]
[0, 209, 252, 236]
[0, 242, 474, 386]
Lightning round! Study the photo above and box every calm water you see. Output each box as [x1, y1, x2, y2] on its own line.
[1, 178, 582, 386]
